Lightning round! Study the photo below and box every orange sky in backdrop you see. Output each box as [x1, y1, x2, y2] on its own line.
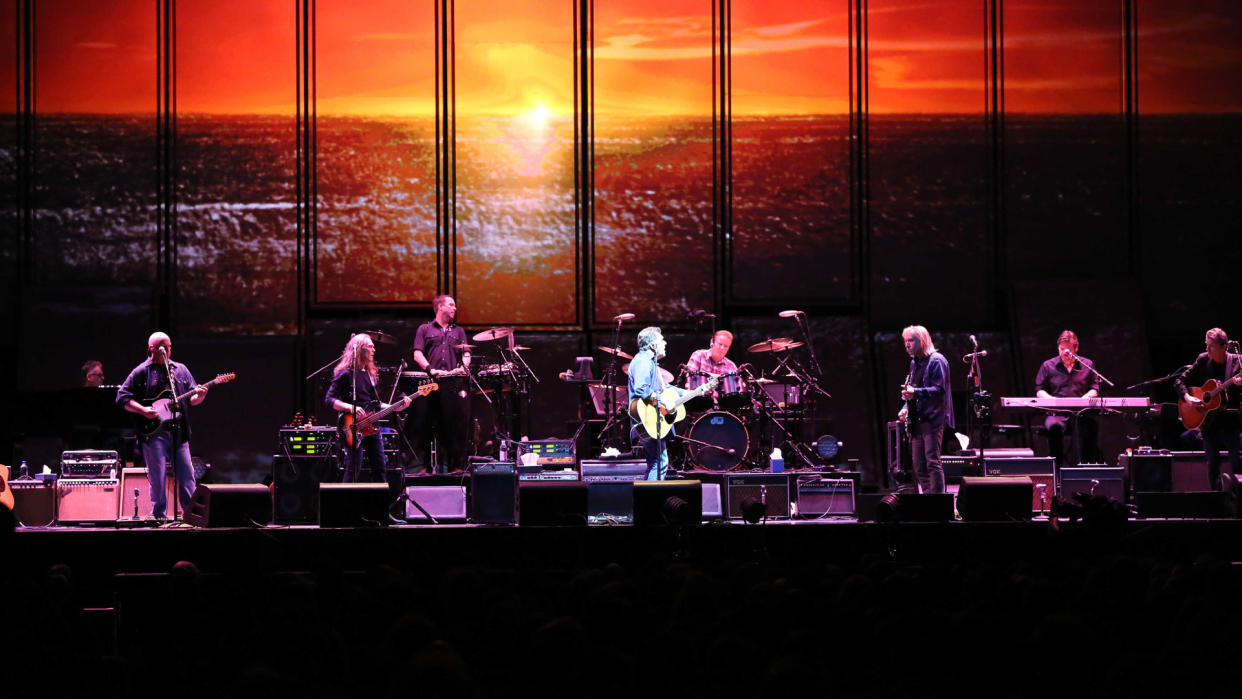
[24, 0, 1242, 116]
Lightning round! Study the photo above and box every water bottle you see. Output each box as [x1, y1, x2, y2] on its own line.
[19, 460, 29, 478]
[769, 448, 784, 474]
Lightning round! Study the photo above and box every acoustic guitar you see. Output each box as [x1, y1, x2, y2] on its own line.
[629, 375, 719, 440]
[0, 463, 13, 512]
[1179, 371, 1242, 430]
[338, 382, 438, 448]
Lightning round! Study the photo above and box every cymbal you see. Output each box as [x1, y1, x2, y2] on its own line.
[453, 343, 476, 350]
[511, 345, 532, 351]
[748, 337, 797, 353]
[598, 346, 634, 360]
[621, 362, 675, 383]
[473, 327, 513, 342]
[752, 377, 776, 384]
[358, 329, 399, 345]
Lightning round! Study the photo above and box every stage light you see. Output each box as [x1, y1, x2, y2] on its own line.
[661, 496, 695, 526]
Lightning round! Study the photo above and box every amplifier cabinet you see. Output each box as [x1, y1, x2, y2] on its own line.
[405, 485, 467, 523]
[10, 480, 56, 526]
[796, 477, 854, 517]
[726, 473, 790, 519]
[1119, 452, 1212, 494]
[1059, 466, 1125, 503]
[580, 459, 648, 482]
[116, 468, 176, 520]
[57, 478, 121, 523]
[984, 457, 1055, 511]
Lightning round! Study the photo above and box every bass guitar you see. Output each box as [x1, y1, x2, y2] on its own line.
[629, 375, 720, 439]
[1179, 371, 1242, 430]
[339, 382, 438, 448]
[897, 372, 913, 438]
[137, 373, 237, 437]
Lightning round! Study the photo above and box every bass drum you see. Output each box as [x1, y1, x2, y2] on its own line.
[687, 411, 749, 471]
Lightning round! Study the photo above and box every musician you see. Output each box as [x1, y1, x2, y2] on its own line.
[81, 360, 105, 388]
[326, 333, 393, 483]
[685, 330, 737, 402]
[629, 326, 680, 480]
[898, 325, 954, 494]
[1174, 328, 1242, 490]
[1035, 330, 1101, 467]
[409, 295, 471, 473]
[117, 332, 208, 520]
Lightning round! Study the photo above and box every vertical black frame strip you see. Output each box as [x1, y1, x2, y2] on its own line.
[17, 0, 32, 285]
[157, 0, 176, 330]
[1123, 0, 1138, 277]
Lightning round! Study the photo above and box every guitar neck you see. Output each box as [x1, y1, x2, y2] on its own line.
[668, 381, 715, 410]
[170, 376, 225, 404]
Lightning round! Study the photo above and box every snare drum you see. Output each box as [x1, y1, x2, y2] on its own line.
[719, 371, 749, 411]
[684, 370, 714, 412]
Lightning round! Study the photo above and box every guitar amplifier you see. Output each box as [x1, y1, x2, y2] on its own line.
[796, 477, 855, 517]
[117, 467, 176, 520]
[580, 458, 648, 482]
[983, 457, 1056, 512]
[9, 479, 56, 526]
[57, 477, 121, 523]
[60, 450, 119, 477]
[726, 473, 790, 519]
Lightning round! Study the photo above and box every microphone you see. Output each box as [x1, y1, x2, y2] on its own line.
[687, 309, 716, 319]
[778, 310, 804, 318]
[614, 313, 635, 322]
[970, 335, 978, 347]
[157, 346, 167, 357]
[962, 350, 988, 362]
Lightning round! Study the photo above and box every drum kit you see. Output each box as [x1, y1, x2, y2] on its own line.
[677, 336, 822, 471]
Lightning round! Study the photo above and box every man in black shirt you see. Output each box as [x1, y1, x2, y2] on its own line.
[1035, 330, 1101, 467]
[409, 295, 472, 473]
[1174, 327, 1242, 490]
[898, 325, 954, 494]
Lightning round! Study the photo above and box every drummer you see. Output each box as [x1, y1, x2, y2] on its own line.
[686, 330, 738, 404]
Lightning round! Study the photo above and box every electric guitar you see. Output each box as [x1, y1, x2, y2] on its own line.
[137, 373, 237, 437]
[338, 382, 438, 448]
[1179, 371, 1242, 430]
[629, 375, 720, 439]
[0, 463, 13, 512]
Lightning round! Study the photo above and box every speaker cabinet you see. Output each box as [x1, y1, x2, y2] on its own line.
[116, 467, 176, 520]
[470, 462, 516, 524]
[184, 484, 271, 528]
[518, 482, 589, 526]
[957, 477, 1035, 521]
[726, 473, 790, 519]
[633, 480, 703, 526]
[272, 455, 332, 525]
[56, 478, 120, 523]
[319, 483, 390, 527]
[404, 485, 467, 523]
[701, 482, 723, 519]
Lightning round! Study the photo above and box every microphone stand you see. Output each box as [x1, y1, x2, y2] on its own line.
[965, 339, 991, 454]
[161, 352, 184, 523]
[597, 318, 627, 450]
